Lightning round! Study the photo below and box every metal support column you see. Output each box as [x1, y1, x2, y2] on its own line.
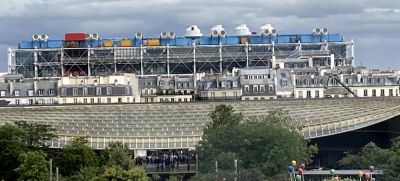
[245, 43, 249, 67]
[193, 43, 197, 88]
[351, 39, 355, 66]
[34, 47, 38, 79]
[113, 47, 117, 73]
[87, 47, 91, 77]
[167, 44, 170, 76]
[60, 47, 64, 77]
[271, 41, 275, 69]
[140, 46, 144, 77]
[219, 42, 223, 73]
[7, 47, 12, 74]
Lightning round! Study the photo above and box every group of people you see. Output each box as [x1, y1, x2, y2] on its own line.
[134, 151, 196, 172]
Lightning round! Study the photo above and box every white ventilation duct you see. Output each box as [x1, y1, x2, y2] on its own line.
[167, 32, 175, 39]
[39, 34, 48, 41]
[313, 28, 322, 35]
[184, 25, 203, 38]
[91, 33, 99, 40]
[135, 32, 143, 39]
[234, 24, 251, 36]
[32, 34, 40, 41]
[321, 27, 328, 35]
[259, 24, 277, 36]
[210, 25, 226, 37]
[85, 34, 91, 40]
[160, 32, 168, 39]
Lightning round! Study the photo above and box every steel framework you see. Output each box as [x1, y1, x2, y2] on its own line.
[9, 41, 354, 79]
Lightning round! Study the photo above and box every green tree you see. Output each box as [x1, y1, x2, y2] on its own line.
[67, 166, 101, 181]
[101, 141, 133, 170]
[196, 105, 317, 178]
[57, 137, 99, 176]
[100, 165, 147, 181]
[339, 137, 400, 181]
[0, 124, 27, 180]
[14, 121, 57, 147]
[15, 150, 49, 181]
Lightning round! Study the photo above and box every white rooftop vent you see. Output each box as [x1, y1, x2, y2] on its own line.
[39, 34, 49, 41]
[210, 25, 226, 37]
[32, 34, 40, 41]
[160, 32, 168, 39]
[135, 32, 143, 39]
[259, 24, 277, 36]
[91, 33, 99, 40]
[313, 28, 328, 35]
[185, 25, 203, 38]
[321, 27, 328, 35]
[235, 24, 251, 36]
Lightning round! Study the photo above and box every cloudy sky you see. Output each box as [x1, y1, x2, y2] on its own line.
[0, 0, 400, 71]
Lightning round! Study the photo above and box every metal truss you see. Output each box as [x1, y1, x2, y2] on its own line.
[9, 41, 353, 78]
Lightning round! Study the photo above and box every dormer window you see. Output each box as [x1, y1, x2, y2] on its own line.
[14, 90, 20, 97]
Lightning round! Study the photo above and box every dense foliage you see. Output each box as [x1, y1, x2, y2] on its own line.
[195, 105, 318, 180]
[339, 137, 400, 181]
[0, 122, 147, 181]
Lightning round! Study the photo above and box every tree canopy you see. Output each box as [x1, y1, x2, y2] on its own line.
[15, 150, 49, 181]
[339, 137, 400, 181]
[196, 105, 318, 179]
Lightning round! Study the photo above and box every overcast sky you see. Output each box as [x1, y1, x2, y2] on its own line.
[0, 0, 400, 71]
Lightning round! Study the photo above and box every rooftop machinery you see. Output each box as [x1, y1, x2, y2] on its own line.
[9, 24, 354, 79]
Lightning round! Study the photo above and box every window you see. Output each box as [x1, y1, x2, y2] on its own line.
[221, 81, 226, 88]
[159, 80, 164, 86]
[171, 98, 175, 102]
[315, 90, 320, 98]
[83, 98, 87, 104]
[298, 91, 303, 98]
[107, 98, 111, 103]
[245, 86, 249, 92]
[61, 88, 67, 96]
[253, 86, 258, 93]
[96, 87, 102, 95]
[72, 88, 78, 96]
[91, 98, 95, 104]
[232, 81, 238, 88]
[29, 99, 33, 105]
[282, 80, 288, 86]
[98, 98, 101, 103]
[48, 99, 54, 104]
[364, 89, 368, 97]
[14, 90, 20, 97]
[269, 85, 274, 92]
[28, 90, 34, 96]
[144, 89, 148, 95]
[381, 89, 385, 97]
[184, 98, 187, 102]
[38, 89, 44, 96]
[62, 99, 66, 104]
[178, 98, 182, 102]
[83, 87, 88, 96]
[169, 80, 175, 87]
[372, 89, 376, 97]
[306, 91, 311, 98]
[118, 98, 122, 103]
[73, 98, 78, 104]
[389, 89, 393, 96]
[15, 100, 19, 106]
[49, 89, 55, 96]
[0, 91, 5, 97]
[260, 86, 265, 92]
[222, 92, 226, 99]
[211, 92, 215, 99]
[106, 87, 112, 95]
